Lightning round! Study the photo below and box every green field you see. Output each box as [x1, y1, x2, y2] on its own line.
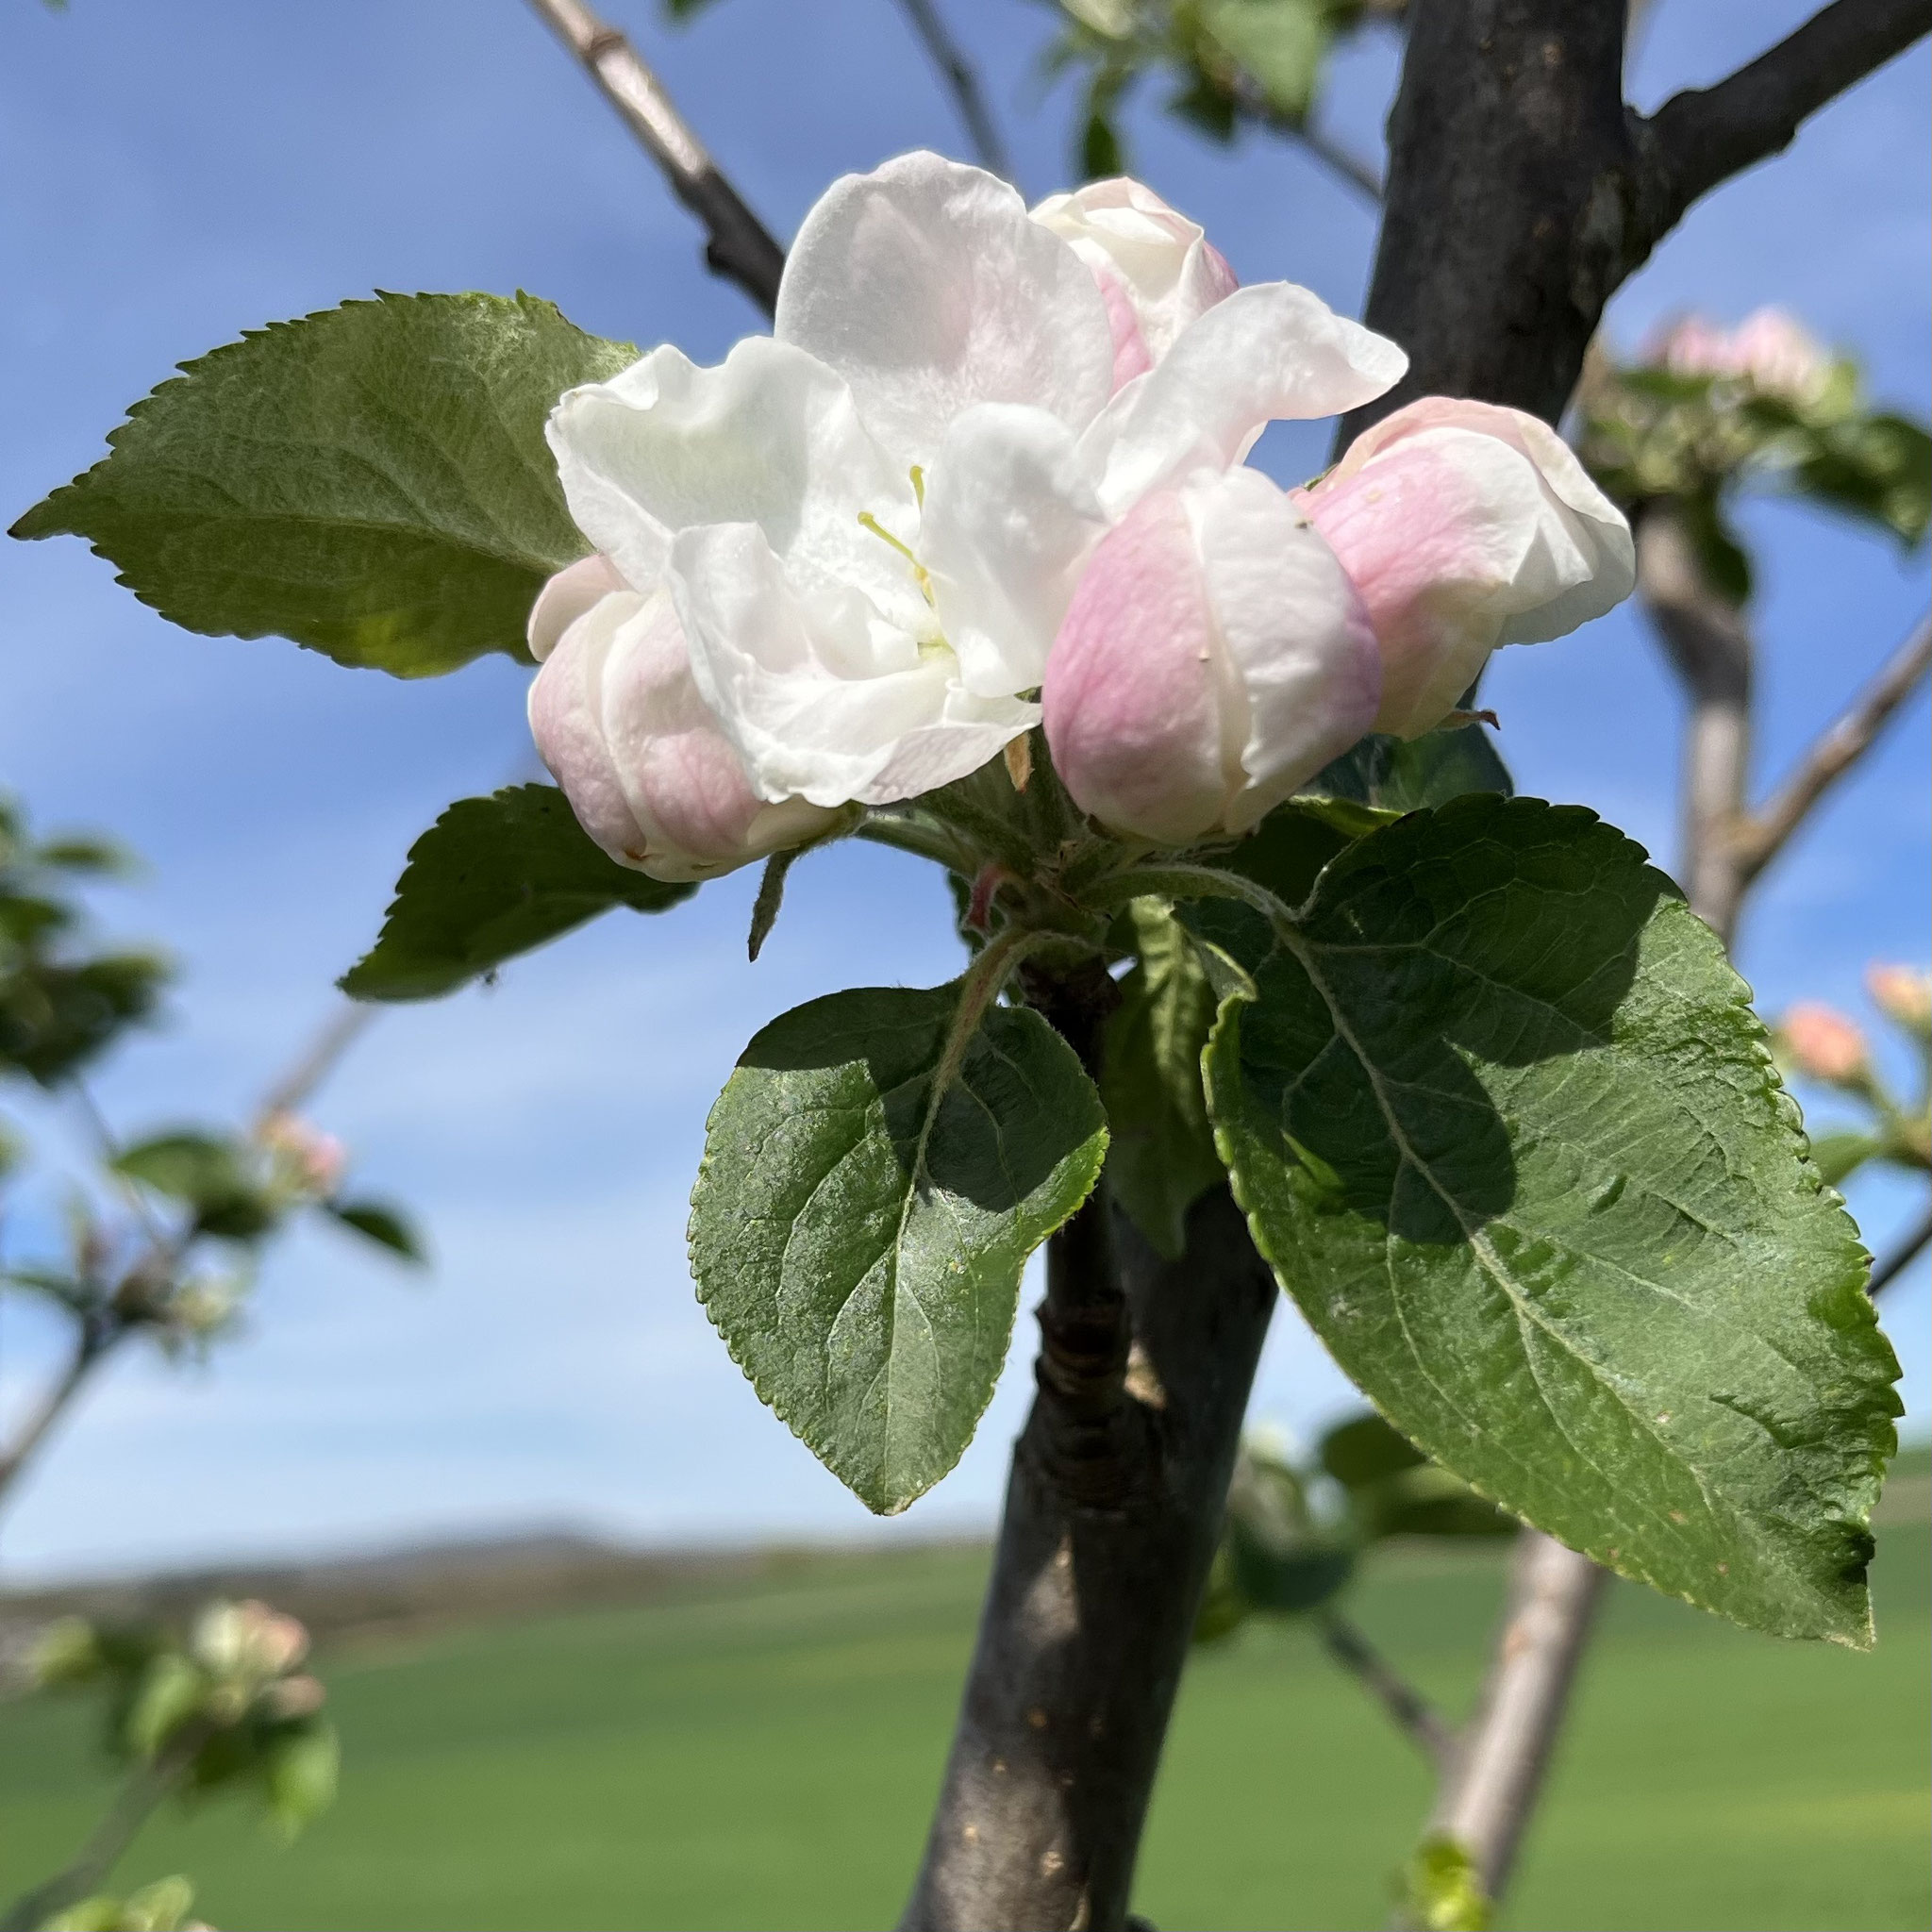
[3, 1516, 1925, 1932]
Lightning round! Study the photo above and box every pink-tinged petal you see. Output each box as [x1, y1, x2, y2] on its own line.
[1185, 469, 1380, 832]
[527, 592, 654, 862]
[1307, 398, 1633, 735]
[1084, 283, 1408, 515]
[775, 151, 1116, 469]
[1043, 491, 1236, 845]
[1301, 430, 1543, 737]
[1032, 178, 1239, 380]
[599, 592, 836, 880]
[1095, 266, 1154, 391]
[1778, 1004, 1870, 1085]
[527, 553, 629, 662]
[921, 402, 1108, 697]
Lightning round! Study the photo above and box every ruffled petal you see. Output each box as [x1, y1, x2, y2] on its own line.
[671, 523, 1032, 808]
[920, 403, 1108, 697]
[1182, 468, 1380, 832]
[1083, 282, 1407, 515]
[775, 151, 1116, 471]
[548, 337, 926, 634]
[1031, 176, 1238, 382]
[527, 553, 629, 662]
[1041, 490, 1238, 845]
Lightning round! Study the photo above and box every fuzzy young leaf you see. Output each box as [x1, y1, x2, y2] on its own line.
[1201, 796, 1898, 1642]
[341, 786, 694, 1002]
[1102, 900, 1224, 1257]
[11, 293, 636, 677]
[691, 984, 1108, 1513]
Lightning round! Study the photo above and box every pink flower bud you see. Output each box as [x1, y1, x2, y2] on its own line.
[527, 582, 840, 882]
[1866, 963, 1932, 1034]
[1042, 468, 1379, 845]
[1779, 1003, 1870, 1085]
[1031, 178, 1239, 391]
[1298, 398, 1634, 739]
[258, 1112, 348, 1198]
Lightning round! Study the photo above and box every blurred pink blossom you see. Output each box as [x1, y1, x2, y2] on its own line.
[1779, 1002, 1870, 1084]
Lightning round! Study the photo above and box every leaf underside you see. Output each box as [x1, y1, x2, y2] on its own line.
[691, 985, 1108, 1514]
[341, 785, 692, 1002]
[1197, 794, 1898, 1642]
[12, 291, 636, 677]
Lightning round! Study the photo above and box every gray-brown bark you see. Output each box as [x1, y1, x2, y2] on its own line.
[899, 1181, 1278, 1932]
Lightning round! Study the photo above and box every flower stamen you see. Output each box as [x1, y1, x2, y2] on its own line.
[858, 510, 937, 607]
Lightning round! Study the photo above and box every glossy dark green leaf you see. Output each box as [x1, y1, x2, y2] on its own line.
[1202, 795, 1899, 1641]
[341, 786, 694, 1003]
[1310, 718, 1513, 814]
[12, 293, 636, 677]
[1101, 900, 1224, 1257]
[691, 984, 1108, 1513]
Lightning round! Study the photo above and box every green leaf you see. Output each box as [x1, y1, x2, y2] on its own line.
[1319, 1410, 1425, 1489]
[691, 983, 1108, 1513]
[11, 292, 636, 677]
[1679, 489, 1753, 605]
[0, 951, 167, 1087]
[1201, 795, 1899, 1641]
[1807, 1129, 1882, 1188]
[1101, 900, 1225, 1258]
[1398, 1834, 1491, 1932]
[323, 1198, 425, 1263]
[1225, 1453, 1355, 1612]
[341, 786, 694, 1002]
[1311, 720, 1513, 814]
[113, 1132, 276, 1241]
[1197, 0, 1331, 123]
[1791, 410, 1932, 546]
[262, 1721, 340, 1832]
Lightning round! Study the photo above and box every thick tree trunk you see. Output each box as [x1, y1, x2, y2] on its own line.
[900, 1187, 1277, 1932]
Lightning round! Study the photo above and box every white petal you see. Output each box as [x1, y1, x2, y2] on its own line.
[775, 151, 1116, 471]
[1031, 176, 1238, 369]
[1085, 282, 1407, 515]
[671, 523, 1031, 808]
[547, 337, 926, 634]
[921, 404, 1108, 697]
[1182, 468, 1381, 834]
[526, 553, 629, 662]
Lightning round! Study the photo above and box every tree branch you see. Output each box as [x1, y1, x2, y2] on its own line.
[0, 1320, 117, 1508]
[523, 0, 785, 316]
[252, 1002, 375, 1130]
[1414, 1530, 1608, 1912]
[892, 0, 1015, 182]
[1735, 614, 1932, 886]
[1869, 1203, 1932, 1297]
[1315, 1608, 1456, 1769]
[1646, 0, 1932, 229]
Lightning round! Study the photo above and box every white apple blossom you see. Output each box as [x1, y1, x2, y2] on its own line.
[538, 151, 1406, 840]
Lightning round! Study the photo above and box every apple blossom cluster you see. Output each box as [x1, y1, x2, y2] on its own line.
[1652, 307, 1835, 408]
[525, 154, 1634, 879]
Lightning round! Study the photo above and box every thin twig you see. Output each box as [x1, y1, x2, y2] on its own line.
[0, 1322, 114, 1506]
[252, 1002, 375, 1131]
[1229, 76, 1383, 201]
[891, 0, 1014, 182]
[1869, 1203, 1932, 1297]
[1736, 614, 1932, 884]
[523, 0, 785, 316]
[1315, 1608, 1456, 1769]
[1646, 0, 1932, 228]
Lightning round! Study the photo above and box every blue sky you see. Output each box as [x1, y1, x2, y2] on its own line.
[0, 0, 1925, 1583]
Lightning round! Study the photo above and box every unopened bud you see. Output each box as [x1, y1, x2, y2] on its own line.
[1777, 1004, 1870, 1086]
[1866, 963, 1932, 1037]
[191, 1599, 308, 1682]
